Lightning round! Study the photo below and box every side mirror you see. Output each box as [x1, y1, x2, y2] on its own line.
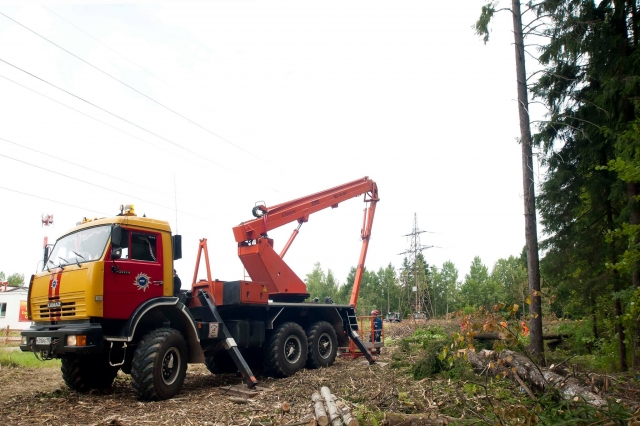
[42, 245, 51, 267]
[111, 248, 122, 260]
[172, 235, 182, 260]
[111, 225, 122, 248]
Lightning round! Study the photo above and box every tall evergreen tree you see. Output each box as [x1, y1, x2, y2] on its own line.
[532, 0, 640, 370]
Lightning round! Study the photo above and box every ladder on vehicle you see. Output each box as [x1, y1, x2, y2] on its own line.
[342, 310, 376, 363]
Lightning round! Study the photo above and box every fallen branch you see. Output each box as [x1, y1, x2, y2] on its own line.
[511, 371, 536, 400]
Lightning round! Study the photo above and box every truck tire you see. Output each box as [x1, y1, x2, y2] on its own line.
[306, 321, 338, 369]
[61, 354, 119, 392]
[264, 322, 307, 377]
[131, 328, 188, 401]
[204, 343, 237, 374]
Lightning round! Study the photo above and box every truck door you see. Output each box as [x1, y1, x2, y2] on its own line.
[104, 229, 164, 319]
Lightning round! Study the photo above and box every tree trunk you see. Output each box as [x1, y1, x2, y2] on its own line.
[511, 0, 544, 365]
[590, 293, 598, 340]
[602, 154, 628, 372]
[467, 349, 606, 406]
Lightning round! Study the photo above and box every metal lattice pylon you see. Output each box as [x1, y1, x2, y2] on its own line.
[398, 213, 435, 318]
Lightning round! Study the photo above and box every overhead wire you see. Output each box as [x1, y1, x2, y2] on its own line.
[41, 5, 168, 85]
[0, 136, 172, 197]
[0, 73, 209, 170]
[0, 58, 232, 173]
[0, 59, 282, 193]
[0, 186, 107, 216]
[0, 10, 267, 163]
[0, 151, 208, 220]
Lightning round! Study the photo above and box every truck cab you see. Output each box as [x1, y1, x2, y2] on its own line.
[20, 207, 196, 399]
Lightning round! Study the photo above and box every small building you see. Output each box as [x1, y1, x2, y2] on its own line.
[0, 284, 30, 330]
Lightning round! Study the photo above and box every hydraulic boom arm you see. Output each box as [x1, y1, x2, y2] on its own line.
[232, 177, 379, 306]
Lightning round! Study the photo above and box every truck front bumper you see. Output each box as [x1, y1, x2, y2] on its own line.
[20, 322, 104, 357]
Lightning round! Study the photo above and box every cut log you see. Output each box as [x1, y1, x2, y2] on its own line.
[467, 349, 605, 406]
[312, 392, 329, 426]
[330, 393, 357, 426]
[321, 387, 343, 426]
[474, 332, 504, 341]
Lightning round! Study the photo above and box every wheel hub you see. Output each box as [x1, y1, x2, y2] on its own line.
[318, 333, 332, 359]
[283, 335, 302, 364]
[161, 347, 181, 385]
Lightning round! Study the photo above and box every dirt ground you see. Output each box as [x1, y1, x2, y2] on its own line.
[3, 320, 638, 425]
[0, 324, 435, 426]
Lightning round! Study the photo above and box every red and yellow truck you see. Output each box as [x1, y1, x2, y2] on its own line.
[21, 177, 379, 400]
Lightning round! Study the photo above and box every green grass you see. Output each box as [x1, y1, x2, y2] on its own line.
[0, 348, 61, 369]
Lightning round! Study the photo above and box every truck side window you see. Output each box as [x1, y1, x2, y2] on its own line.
[131, 233, 157, 262]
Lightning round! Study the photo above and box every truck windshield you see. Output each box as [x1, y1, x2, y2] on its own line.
[47, 225, 111, 268]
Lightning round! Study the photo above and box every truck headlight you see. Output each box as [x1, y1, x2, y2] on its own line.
[66, 335, 86, 346]
[21, 335, 28, 345]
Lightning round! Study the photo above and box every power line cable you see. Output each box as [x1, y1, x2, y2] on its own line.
[0, 136, 171, 197]
[41, 5, 168, 85]
[0, 58, 231, 172]
[0, 186, 107, 216]
[0, 151, 207, 220]
[0, 70, 281, 194]
[0, 73, 207, 169]
[0, 10, 265, 163]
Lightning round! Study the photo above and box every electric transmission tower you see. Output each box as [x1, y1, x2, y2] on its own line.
[398, 213, 435, 318]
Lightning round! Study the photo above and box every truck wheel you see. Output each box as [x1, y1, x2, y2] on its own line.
[264, 322, 308, 377]
[306, 321, 338, 369]
[131, 328, 188, 401]
[204, 343, 237, 374]
[61, 354, 119, 391]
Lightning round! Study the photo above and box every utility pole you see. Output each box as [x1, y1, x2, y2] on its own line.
[398, 213, 435, 318]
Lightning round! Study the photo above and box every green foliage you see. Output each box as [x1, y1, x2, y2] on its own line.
[459, 257, 501, 310]
[474, 2, 497, 44]
[530, 0, 640, 371]
[7, 272, 24, 287]
[0, 271, 5, 282]
[429, 261, 460, 317]
[304, 262, 338, 301]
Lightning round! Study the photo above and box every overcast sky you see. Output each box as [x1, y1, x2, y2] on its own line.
[0, 1, 544, 287]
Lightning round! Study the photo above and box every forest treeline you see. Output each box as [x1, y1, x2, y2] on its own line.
[305, 252, 531, 321]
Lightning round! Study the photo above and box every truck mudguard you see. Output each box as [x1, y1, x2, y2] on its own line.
[106, 297, 204, 363]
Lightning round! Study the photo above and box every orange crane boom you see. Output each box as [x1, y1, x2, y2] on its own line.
[232, 177, 379, 306]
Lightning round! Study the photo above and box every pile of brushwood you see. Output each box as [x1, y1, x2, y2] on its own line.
[380, 310, 640, 425]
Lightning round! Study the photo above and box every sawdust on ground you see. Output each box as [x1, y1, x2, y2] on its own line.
[0, 324, 433, 426]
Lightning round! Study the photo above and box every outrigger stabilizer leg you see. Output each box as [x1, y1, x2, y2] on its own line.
[349, 329, 376, 365]
[197, 290, 259, 388]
